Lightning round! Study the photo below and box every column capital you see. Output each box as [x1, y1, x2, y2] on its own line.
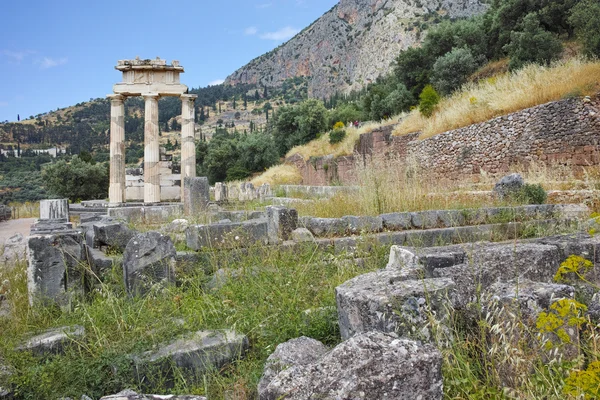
[181, 94, 198, 101]
[142, 93, 160, 100]
[107, 94, 125, 103]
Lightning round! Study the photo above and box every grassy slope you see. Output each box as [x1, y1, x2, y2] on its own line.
[255, 58, 600, 187]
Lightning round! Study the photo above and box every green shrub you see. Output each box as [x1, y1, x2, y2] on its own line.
[504, 13, 563, 71]
[431, 47, 478, 95]
[517, 183, 547, 204]
[329, 128, 347, 144]
[418, 85, 440, 118]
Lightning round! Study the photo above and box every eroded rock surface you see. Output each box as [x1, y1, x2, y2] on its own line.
[259, 331, 442, 400]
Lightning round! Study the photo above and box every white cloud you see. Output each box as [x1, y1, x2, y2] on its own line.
[260, 26, 300, 41]
[256, 3, 272, 8]
[0, 101, 8, 107]
[208, 79, 225, 86]
[1, 50, 35, 63]
[244, 26, 258, 36]
[40, 57, 68, 69]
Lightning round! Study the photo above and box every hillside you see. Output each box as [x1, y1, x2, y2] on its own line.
[224, 0, 487, 98]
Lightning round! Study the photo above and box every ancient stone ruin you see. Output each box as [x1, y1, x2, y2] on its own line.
[107, 57, 197, 205]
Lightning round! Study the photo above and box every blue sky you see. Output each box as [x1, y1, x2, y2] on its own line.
[0, 0, 338, 122]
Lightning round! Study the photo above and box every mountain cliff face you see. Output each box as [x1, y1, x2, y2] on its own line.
[225, 0, 487, 98]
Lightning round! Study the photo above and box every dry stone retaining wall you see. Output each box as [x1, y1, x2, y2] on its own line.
[289, 96, 600, 185]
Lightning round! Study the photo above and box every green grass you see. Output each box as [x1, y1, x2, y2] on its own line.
[0, 244, 387, 399]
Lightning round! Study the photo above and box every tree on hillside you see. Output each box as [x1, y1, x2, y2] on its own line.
[43, 156, 108, 202]
[272, 99, 327, 156]
[569, 0, 600, 57]
[504, 13, 562, 71]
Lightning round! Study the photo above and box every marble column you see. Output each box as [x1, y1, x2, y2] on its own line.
[180, 94, 198, 201]
[143, 93, 161, 203]
[108, 94, 126, 204]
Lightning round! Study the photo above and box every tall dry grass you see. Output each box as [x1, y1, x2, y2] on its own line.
[286, 120, 398, 160]
[250, 164, 303, 187]
[293, 156, 505, 217]
[394, 58, 600, 139]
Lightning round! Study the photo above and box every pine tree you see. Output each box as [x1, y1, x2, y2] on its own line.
[233, 96, 237, 110]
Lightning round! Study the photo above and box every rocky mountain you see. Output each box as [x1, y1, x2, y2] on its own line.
[225, 0, 487, 98]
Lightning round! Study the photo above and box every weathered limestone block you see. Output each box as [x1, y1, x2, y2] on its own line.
[185, 220, 269, 250]
[0, 358, 13, 399]
[93, 221, 136, 252]
[493, 173, 524, 199]
[258, 183, 272, 200]
[267, 206, 298, 244]
[1, 233, 26, 265]
[29, 220, 74, 234]
[485, 279, 575, 321]
[342, 215, 383, 234]
[17, 325, 85, 356]
[300, 217, 346, 237]
[291, 228, 314, 242]
[553, 203, 590, 221]
[214, 182, 228, 202]
[411, 211, 439, 229]
[183, 177, 210, 215]
[437, 209, 466, 228]
[136, 330, 249, 385]
[386, 245, 420, 270]
[336, 269, 455, 340]
[39, 199, 69, 221]
[122, 232, 176, 296]
[380, 212, 412, 231]
[484, 279, 579, 386]
[257, 336, 329, 395]
[259, 331, 443, 400]
[471, 242, 561, 288]
[100, 389, 206, 400]
[85, 246, 114, 273]
[27, 232, 85, 305]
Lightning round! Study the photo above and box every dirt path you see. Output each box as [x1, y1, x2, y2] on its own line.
[0, 218, 35, 242]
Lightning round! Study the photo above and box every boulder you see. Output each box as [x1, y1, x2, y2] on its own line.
[122, 232, 176, 296]
[257, 336, 329, 394]
[259, 331, 442, 400]
[93, 221, 135, 252]
[493, 173, 524, 199]
[136, 330, 248, 386]
[17, 325, 85, 356]
[291, 228, 314, 243]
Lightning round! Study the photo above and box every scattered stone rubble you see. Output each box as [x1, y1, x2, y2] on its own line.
[13, 193, 597, 398]
[258, 331, 442, 400]
[100, 390, 206, 400]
